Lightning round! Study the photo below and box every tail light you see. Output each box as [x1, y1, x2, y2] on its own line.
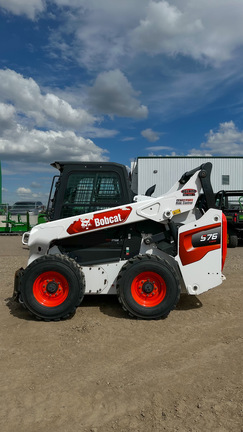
[222, 213, 227, 270]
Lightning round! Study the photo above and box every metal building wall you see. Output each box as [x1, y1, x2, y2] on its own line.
[135, 157, 243, 196]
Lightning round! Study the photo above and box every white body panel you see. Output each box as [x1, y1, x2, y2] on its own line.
[175, 209, 223, 295]
[26, 167, 226, 297]
[81, 261, 125, 294]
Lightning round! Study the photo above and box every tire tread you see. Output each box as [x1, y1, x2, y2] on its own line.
[116, 254, 181, 319]
[20, 254, 85, 321]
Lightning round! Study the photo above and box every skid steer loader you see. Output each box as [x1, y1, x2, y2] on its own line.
[14, 162, 227, 321]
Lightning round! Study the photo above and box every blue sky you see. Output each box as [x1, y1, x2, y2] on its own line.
[0, 0, 243, 204]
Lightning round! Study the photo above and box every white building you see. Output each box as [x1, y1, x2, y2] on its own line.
[132, 156, 243, 196]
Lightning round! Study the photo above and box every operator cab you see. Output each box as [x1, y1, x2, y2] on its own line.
[46, 161, 134, 221]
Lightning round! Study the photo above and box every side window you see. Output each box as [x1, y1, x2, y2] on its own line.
[222, 175, 229, 185]
[61, 172, 123, 217]
[94, 175, 121, 202]
[64, 174, 94, 206]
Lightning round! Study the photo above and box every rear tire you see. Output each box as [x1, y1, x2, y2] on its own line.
[117, 255, 181, 319]
[21, 255, 85, 321]
[228, 234, 238, 248]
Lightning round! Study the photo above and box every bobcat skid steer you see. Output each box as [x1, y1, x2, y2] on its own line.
[14, 162, 227, 321]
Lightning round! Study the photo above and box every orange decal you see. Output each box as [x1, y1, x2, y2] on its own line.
[179, 223, 221, 266]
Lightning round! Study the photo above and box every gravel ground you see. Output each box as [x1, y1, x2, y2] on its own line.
[0, 236, 242, 432]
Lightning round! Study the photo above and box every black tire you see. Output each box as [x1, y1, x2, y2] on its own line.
[116, 255, 181, 319]
[20, 255, 85, 321]
[228, 234, 238, 248]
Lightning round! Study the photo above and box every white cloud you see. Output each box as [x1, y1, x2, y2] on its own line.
[43, 0, 243, 125]
[131, 0, 243, 64]
[141, 128, 160, 142]
[30, 182, 42, 189]
[2, 162, 54, 176]
[48, 0, 146, 70]
[17, 187, 32, 195]
[0, 125, 108, 163]
[146, 145, 173, 152]
[0, 69, 95, 130]
[32, 0, 243, 133]
[190, 121, 243, 156]
[0, 0, 45, 20]
[0, 69, 112, 164]
[0, 103, 16, 131]
[3, 1, 243, 68]
[44, 0, 243, 71]
[122, 137, 136, 142]
[53, 0, 84, 7]
[131, 1, 203, 55]
[86, 127, 119, 139]
[88, 69, 148, 119]
[32, 193, 43, 198]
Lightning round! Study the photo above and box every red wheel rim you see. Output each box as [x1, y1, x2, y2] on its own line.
[131, 271, 166, 307]
[33, 271, 69, 307]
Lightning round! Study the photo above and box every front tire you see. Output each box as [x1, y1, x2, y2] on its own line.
[117, 255, 181, 319]
[21, 255, 85, 321]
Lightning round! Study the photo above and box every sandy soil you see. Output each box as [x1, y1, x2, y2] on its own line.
[0, 236, 242, 432]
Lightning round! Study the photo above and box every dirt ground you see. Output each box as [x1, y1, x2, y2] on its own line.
[0, 236, 242, 432]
